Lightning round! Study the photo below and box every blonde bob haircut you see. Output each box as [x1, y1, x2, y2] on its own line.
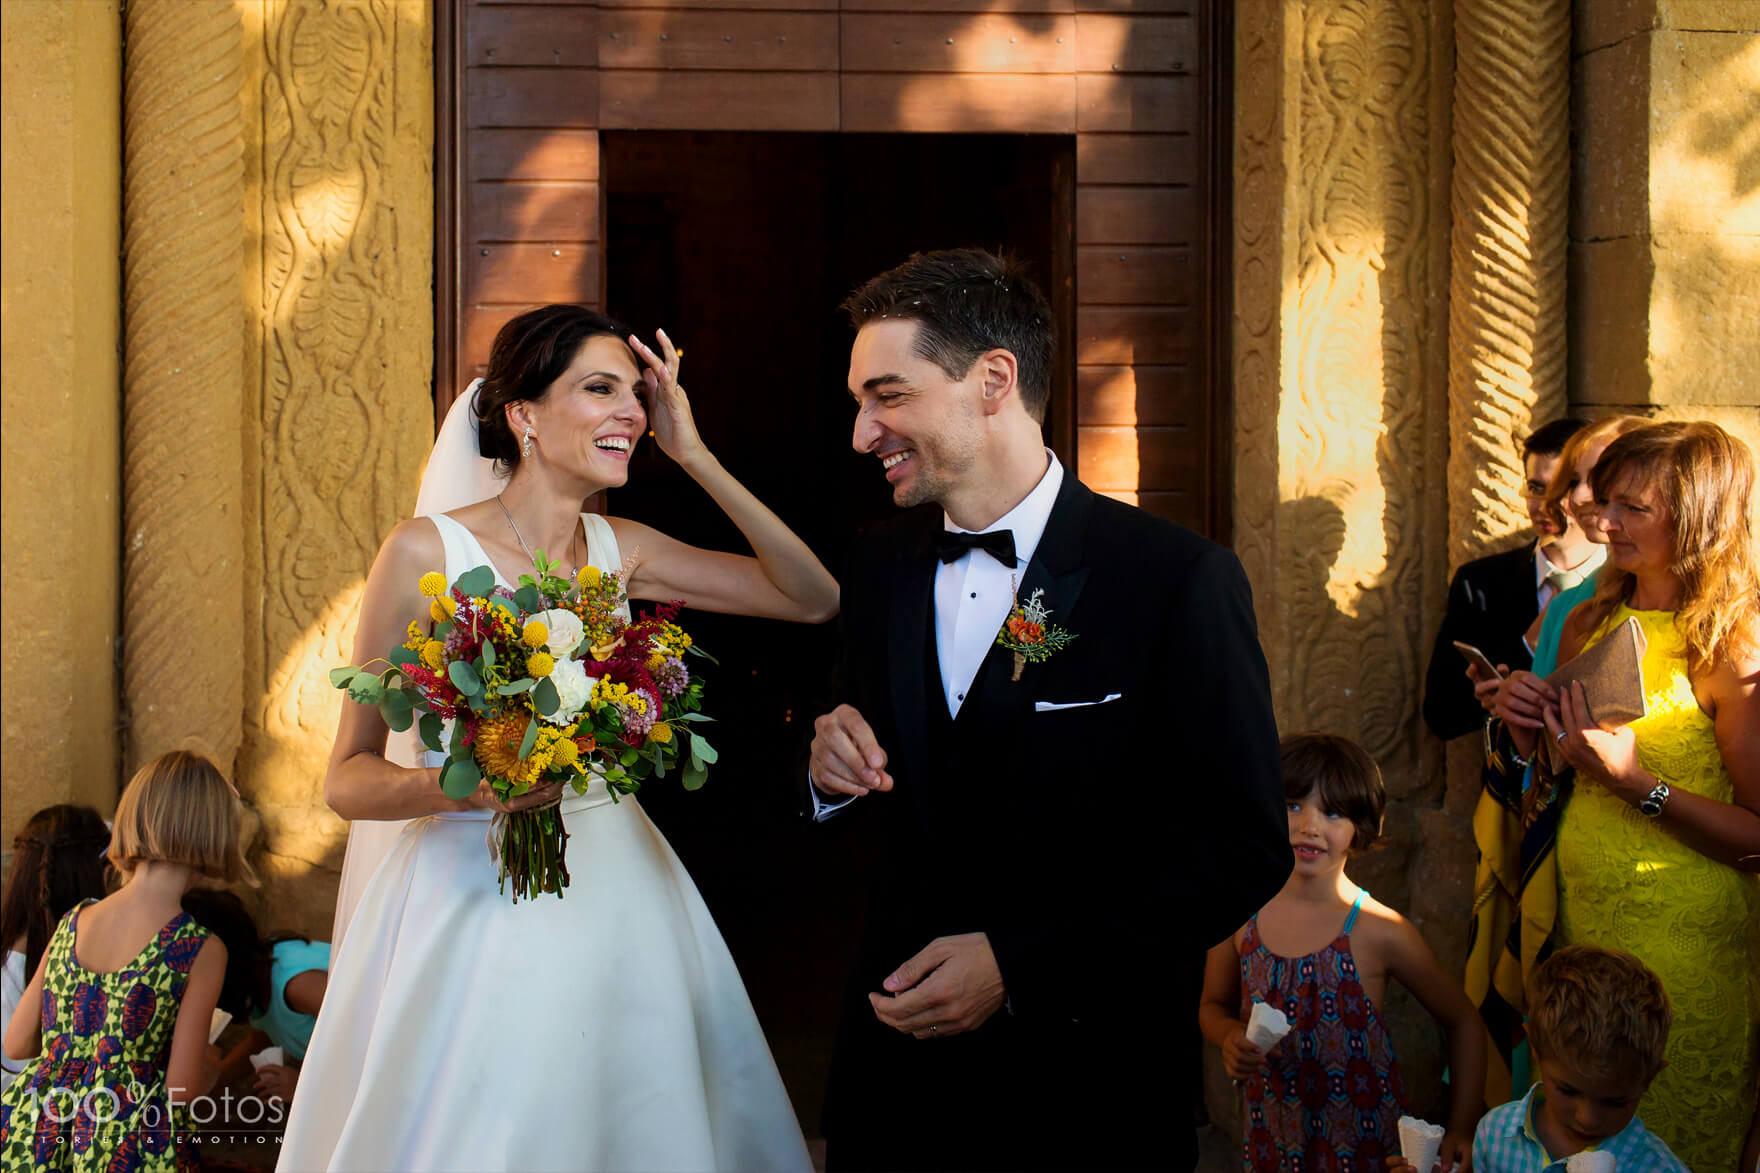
[1540, 414, 1654, 533]
[108, 749, 257, 886]
[1577, 420, 1760, 676]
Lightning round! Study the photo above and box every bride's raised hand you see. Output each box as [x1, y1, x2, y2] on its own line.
[629, 329, 707, 470]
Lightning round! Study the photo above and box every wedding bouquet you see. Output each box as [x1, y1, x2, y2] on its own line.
[331, 551, 716, 902]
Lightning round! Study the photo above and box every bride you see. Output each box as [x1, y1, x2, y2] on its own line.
[278, 306, 835, 1172]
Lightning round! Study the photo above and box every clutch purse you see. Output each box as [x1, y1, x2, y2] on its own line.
[1542, 615, 1647, 770]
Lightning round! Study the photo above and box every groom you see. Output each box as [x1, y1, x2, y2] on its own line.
[809, 249, 1291, 1171]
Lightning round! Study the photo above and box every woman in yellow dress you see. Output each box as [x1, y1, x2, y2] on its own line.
[1499, 421, 1759, 1170]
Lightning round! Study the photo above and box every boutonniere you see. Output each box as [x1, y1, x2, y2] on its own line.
[995, 584, 1075, 681]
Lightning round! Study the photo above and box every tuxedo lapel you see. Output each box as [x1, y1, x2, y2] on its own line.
[969, 473, 1094, 728]
[886, 518, 937, 801]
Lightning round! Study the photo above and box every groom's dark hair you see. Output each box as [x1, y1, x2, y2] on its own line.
[477, 304, 633, 474]
[841, 249, 1054, 423]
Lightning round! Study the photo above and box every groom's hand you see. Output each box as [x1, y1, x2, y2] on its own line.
[868, 933, 1006, 1040]
[810, 704, 894, 797]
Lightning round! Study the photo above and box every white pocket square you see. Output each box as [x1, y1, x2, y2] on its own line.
[1034, 693, 1122, 712]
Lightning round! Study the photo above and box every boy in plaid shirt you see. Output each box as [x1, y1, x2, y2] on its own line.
[1396, 945, 1686, 1172]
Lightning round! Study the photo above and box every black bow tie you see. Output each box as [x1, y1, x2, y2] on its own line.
[934, 528, 1018, 568]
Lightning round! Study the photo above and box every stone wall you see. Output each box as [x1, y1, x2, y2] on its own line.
[0, 1, 124, 846]
[1572, 0, 1760, 454]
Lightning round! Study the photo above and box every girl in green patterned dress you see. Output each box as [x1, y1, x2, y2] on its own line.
[1, 750, 254, 1172]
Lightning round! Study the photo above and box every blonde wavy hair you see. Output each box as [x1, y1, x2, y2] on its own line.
[108, 749, 257, 886]
[1540, 414, 1654, 532]
[1576, 421, 1760, 675]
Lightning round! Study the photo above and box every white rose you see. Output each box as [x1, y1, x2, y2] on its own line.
[544, 657, 596, 725]
[532, 608, 585, 657]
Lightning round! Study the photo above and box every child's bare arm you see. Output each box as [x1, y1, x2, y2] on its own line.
[1198, 933, 1265, 1079]
[2, 949, 50, 1062]
[1381, 914, 1487, 1171]
[166, 937, 227, 1105]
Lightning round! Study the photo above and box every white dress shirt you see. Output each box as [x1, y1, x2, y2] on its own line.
[812, 453, 1065, 820]
[1534, 543, 1605, 611]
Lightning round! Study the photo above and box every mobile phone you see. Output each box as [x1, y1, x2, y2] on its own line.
[1453, 640, 1505, 680]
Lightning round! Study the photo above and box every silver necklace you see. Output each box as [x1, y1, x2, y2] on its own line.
[497, 494, 581, 578]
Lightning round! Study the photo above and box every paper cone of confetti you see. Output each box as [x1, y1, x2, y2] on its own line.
[1398, 1115, 1445, 1173]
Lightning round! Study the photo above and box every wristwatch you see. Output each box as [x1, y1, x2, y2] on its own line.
[1638, 781, 1672, 818]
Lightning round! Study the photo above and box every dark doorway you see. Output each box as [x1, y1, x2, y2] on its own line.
[600, 131, 1075, 1133]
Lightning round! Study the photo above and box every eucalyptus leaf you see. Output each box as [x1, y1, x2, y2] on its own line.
[689, 734, 719, 768]
[329, 666, 360, 688]
[380, 690, 414, 732]
[482, 640, 497, 669]
[450, 715, 469, 757]
[455, 565, 495, 598]
[390, 646, 420, 669]
[448, 660, 482, 696]
[439, 757, 481, 800]
[347, 675, 385, 705]
[673, 712, 714, 723]
[682, 760, 708, 791]
[496, 679, 535, 695]
[514, 585, 542, 613]
[684, 644, 720, 666]
[419, 712, 444, 753]
[517, 715, 541, 761]
[533, 676, 560, 716]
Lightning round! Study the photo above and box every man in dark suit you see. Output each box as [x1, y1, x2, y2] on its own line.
[1421, 417, 1595, 739]
[808, 249, 1290, 1171]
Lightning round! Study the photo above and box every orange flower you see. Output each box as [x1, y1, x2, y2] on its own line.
[1006, 616, 1045, 645]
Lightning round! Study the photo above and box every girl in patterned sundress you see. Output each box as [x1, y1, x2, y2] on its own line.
[1, 750, 254, 1173]
[1201, 734, 1487, 1172]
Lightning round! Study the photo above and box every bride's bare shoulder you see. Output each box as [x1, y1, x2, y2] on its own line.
[379, 516, 445, 571]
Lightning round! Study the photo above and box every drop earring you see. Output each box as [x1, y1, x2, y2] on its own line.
[522, 426, 534, 458]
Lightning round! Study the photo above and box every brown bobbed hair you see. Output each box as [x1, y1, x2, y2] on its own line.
[1539, 414, 1655, 532]
[840, 248, 1055, 424]
[1280, 732, 1385, 853]
[1527, 945, 1671, 1082]
[2, 805, 112, 978]
[1575, 420, 1760, 675]
[474, 305, 635, 476]
[108, 750, 257, 887]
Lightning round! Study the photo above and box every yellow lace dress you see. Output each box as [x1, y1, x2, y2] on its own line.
[1555, 605, 1760, 1171]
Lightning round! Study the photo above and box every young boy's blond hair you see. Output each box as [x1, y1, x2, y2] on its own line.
[1525, 945, 1671, 1080]
[108, 749, 257, 886]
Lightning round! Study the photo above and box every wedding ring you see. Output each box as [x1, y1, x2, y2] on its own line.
[1554, 729, 1569, 743]
[928, 1025, 938, 1035]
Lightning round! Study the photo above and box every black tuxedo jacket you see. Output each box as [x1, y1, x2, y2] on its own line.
[1422, 542, 1538, 740]
[817, 473, 1289, 1172]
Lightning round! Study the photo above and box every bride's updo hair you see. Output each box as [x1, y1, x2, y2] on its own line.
[476, 305, 634, 474]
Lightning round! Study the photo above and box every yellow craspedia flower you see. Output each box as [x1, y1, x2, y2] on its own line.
[577, 565, 602, 589]
[552, 738, 580, 767]
[522, 621, 549, 649]
[420, 640, 445, 670]
[527, 651, 555, 677]
[418, 572, 449, 598]
[430, 596, 457, 623]
[649, 722, 672, 745]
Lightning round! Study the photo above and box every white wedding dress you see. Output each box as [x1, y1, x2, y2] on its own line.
[278, 512, 811, 1173]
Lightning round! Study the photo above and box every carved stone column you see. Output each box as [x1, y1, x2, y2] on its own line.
[1448, 0, 1571, 566]
[239, 0, 434, 935]
[121, 0, 247, 772]
[1229, 0, 1457, 1128]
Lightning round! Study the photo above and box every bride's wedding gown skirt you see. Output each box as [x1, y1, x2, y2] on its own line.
[277, 787, 811, 1172]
